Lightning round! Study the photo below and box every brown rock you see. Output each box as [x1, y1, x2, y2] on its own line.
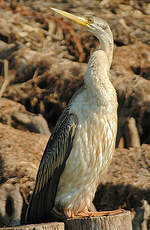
[0, 123, 49, 226]
[0, 123, 49, 194]
[0, 98, 50, 134]
[0, 183, 23, 227]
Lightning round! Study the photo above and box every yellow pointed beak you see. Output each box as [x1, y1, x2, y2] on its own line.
[51, 8, 92, 29]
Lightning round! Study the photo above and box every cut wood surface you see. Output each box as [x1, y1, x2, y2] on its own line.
[0, 222, 64, 230]
[65, 210, 132, 230]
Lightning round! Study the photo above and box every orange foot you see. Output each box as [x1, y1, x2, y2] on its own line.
[65, 207, 124, 218]
[87, 209, 124, 217]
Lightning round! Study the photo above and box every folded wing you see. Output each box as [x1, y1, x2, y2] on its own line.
[25, 110, 78, 224]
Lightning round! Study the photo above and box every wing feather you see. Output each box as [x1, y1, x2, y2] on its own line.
[25, 112, 78, 224]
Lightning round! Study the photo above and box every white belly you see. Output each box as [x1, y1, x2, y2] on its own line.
[55, 96, 117, 213]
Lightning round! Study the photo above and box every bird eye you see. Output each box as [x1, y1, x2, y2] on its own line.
[85, 16, 93, 24]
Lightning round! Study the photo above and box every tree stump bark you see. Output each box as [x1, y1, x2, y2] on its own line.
[0, 222, 64, 230]
[65, 210, 132, 230]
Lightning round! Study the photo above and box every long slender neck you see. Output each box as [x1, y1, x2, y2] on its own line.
[98, 31, 114, 70]
[85, 49, 116, 107]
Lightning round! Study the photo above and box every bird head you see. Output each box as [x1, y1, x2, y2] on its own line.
[51, 8, 114, 68]
[51, 8, 113, 44]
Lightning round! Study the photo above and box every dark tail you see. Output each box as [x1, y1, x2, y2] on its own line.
[25, 167, 63, 224]
[25, 184, 53, 224]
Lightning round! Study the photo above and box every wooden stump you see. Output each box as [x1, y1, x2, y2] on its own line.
[0, 210, 132, 230]
[65, 210, 132, 230]
[0, 222, 64, 230]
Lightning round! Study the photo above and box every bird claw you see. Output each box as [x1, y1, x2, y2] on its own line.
[88, 209, 124, 217]
[66, 208, 124, 218]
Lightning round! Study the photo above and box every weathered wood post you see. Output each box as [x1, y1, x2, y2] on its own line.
[65, 210, 133, 230]
[0, 222, 64, 230]
[0, 210, 132, 230]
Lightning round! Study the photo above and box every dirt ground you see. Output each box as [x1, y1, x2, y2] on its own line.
[0, 0, 150, 229]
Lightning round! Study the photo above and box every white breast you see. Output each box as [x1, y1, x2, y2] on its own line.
[55, 89, 117, 214]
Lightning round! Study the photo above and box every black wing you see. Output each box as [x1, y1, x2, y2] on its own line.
[25, 111, 78, 224]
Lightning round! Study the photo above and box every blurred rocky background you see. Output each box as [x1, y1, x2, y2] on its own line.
[0, 0, 150, 229]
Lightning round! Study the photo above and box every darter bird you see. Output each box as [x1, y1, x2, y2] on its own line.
[25, 8, 119, 224]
